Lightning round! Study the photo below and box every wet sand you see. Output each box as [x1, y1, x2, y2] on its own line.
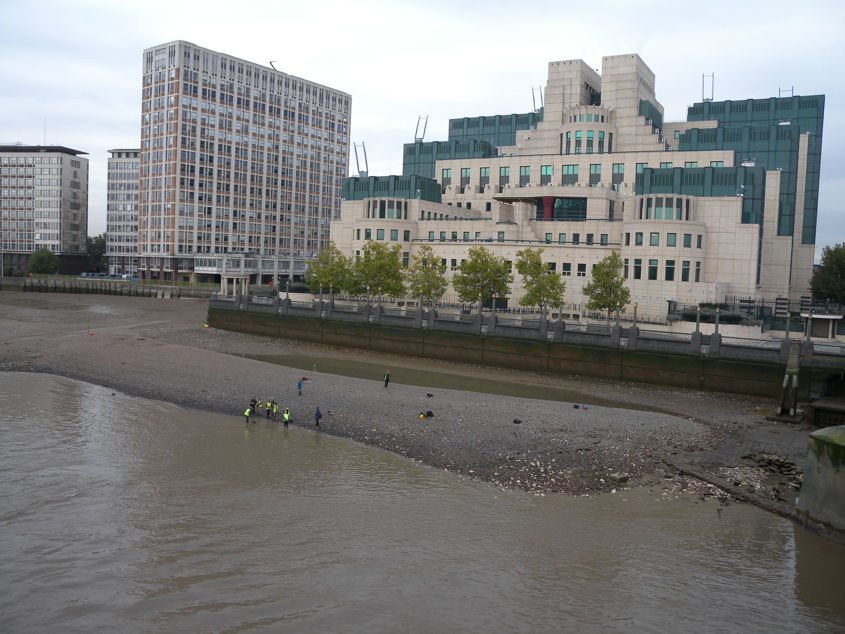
[0, 291, 810, 496]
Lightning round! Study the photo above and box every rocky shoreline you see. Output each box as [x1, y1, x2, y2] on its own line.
[0, 291, 810, 499]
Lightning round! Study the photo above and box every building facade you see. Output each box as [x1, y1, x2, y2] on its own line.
[106, 148, 140, 276]
[332, 54, 824, 319]
[139, 41, 350, 283]
[0, 145, 88, 273]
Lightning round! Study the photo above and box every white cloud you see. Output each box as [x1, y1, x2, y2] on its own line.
[1, 0, 842, 248]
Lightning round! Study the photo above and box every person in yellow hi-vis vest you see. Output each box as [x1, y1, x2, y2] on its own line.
[243, 406, 252, 424]
[283, 407, 291, 428]
[272, 401, 279, 421]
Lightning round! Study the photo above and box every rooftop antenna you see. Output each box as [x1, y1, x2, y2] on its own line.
[353, 142, 368, 178]
[269, 61, 278, 71]
[531, 86, 544, 112]
[702, 73, 714, 102]
[779, 86, 794, 98]
[414, 115, 428, 142]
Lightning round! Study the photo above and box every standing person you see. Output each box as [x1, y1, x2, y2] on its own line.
[314, 407, 322, 428]
[257, 398, 263, 414]
[283, 406, 291, 428]
[265, 399, 272, 418]
[383, 370, 391, 389]
[250, 397, 257, 412]
[297, 379, 303, 396]
[243, 406, 252, 424]
[272, 401, 279, 421]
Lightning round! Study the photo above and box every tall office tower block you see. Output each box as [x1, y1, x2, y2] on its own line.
[140, 41, 350, 283]
[0, 145, 88, 274]
[106, 148, 140, 276]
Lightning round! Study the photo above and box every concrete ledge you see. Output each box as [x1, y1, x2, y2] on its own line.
[797, 426, 845, 533]
[207, 307, 790, 398]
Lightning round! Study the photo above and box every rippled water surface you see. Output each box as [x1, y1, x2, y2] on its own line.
[1, 372, 843, 633]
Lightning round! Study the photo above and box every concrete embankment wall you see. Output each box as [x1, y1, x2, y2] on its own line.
[208, 307, 787, 398]
[20, 278, 174, 297]
[797, 426, 845, 533]
[17, 278, 217, 298]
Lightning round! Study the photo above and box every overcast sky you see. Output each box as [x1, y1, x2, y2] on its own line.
[1, 0, 842, 260]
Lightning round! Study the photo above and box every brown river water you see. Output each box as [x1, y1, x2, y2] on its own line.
[1, 372, 843, 633]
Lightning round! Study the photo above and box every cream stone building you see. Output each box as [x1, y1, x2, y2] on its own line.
[332, 54, 824, 319]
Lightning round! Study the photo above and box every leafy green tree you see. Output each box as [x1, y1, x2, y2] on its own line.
[305, 240, 352, 295]
[28, 249, 60, 275]
[405, 244, 448, 306]
[515, 247, 566, 315]
[582, 251, 631, 322]
[811, 243, 845, 303]
[452, 245, 512, 307]
[349, 240, 405, 299]
[86, 233, 107, 272]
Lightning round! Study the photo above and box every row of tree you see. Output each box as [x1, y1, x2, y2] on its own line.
[306, 241, 631, 319]
[23, 236, 845, 306]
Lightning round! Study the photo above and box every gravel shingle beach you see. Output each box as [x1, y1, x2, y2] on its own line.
[0, 291, 807, 496]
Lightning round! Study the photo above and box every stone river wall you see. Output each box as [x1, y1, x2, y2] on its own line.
[205, 297, 840, 398]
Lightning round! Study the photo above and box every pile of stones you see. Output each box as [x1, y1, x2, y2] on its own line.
[741, 452, 803, 501]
